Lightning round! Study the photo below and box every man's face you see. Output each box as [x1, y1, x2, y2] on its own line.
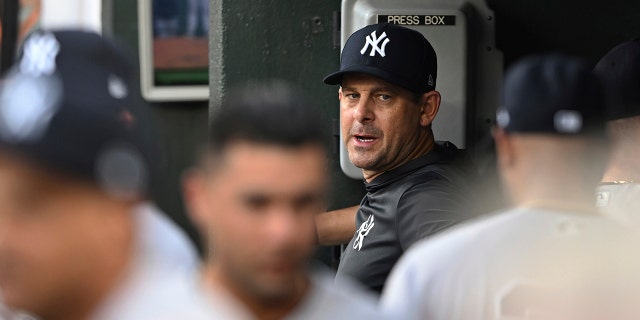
[0, 153, 129, 317]
[339, 73, 435, 174]
[193, 142, 328, 302]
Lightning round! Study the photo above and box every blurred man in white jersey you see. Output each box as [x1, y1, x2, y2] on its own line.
[381, 54, 640, 320]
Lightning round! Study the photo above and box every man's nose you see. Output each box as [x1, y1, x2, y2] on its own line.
[353, 98, 374, 124]
[264, 207, 305, 245]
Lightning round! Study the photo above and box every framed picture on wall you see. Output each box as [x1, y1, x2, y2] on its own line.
[138, 0, 209, 101]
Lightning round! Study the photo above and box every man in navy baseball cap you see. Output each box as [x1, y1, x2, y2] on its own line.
[380, 54, 640, 320]
[317, 23, 476, 293]
[594, 38, 640, 122]
[494, 53, 606, 205]
[497, 54, 604, 136]
[0, 30, 153, 197]
[594, 38, 640, 227]
[0, 30, 220, 319]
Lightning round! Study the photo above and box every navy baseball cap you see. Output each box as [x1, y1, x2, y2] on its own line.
[323, 23, 437, 93]
[593, 38, 640, 121]
[496, 54, 605, 135]
[0, 30, 155, 199]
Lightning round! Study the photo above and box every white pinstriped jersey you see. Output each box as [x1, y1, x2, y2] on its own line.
[596, 183, 640, 227]
[381, 207, 640, 320]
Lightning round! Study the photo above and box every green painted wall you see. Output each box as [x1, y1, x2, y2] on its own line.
[111, 0, 209, 252]
[210, 0, 365, 212]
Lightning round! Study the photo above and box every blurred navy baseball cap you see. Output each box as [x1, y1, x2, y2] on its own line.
[323, 23, 437, 93]
[593, 38, 640, 121]
[0, 29, 156, 199]
[496, 54, 605, 135]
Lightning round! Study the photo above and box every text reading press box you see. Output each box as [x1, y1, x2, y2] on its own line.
[339, 0, 503, 179]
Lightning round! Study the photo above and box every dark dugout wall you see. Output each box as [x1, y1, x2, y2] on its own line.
[489, 0, 640, 66]
[109, 0, 210, 252]
[108, 0, 640, 261]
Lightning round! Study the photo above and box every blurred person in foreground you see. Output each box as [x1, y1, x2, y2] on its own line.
[380, 54, 640, 320]
[594, 38, 640, 225]
[0, 30, 220, 319]
[182, 81, 385, 319]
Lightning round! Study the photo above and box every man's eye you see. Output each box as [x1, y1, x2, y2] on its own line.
[292, 193, 324, 212]
[378, 94, 392, 101]
[9, 188, 46, 218]
[243, 195, 269, 210]
[345, 93, 359, 99]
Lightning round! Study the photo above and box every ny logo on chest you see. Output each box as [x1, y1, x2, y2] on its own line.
[353, 214, 375, 251]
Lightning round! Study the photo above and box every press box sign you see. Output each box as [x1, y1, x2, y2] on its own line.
[377, 15, 456, 26]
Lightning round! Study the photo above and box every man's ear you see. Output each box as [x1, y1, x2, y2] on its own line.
[493, 127, 515, 169]
[419, 91, 441, 127]
[181, 167, 209, 233]
[338, 87, 343, 101]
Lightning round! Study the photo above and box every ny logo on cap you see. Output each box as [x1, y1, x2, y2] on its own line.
[360, 31, 390, 57]
[554, 110, 582, 133]
[0, 73, 62, 143]
[108, 74, 128, 99]
[20, 32, 60, 77]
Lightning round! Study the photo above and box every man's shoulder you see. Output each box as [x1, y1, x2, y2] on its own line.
[596, 183, 639, 205]
[380, 213, 504, 319]
[134, 203, 200, 272]
[398, 206, 631, 269]
[597, 183, 640, 214]
[399, 208, 525, 261]
[429, 141, 474, 167]
[381, 209, 554, 304]
[93, 265, 237, 320]
[288, 271, 389, 319]
[393, 146, 478, 216]
[401, 141, 476, 190]
[368, 141, 475, 196]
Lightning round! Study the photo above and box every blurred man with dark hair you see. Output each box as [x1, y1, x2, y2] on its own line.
[183, 81, 383, 319]
[594, 39, 640, 225]
[381, 54, 640, 319]
[0, 30, 217, 320]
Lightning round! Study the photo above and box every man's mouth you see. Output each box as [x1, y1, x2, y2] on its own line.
[354, 135, 377, 143]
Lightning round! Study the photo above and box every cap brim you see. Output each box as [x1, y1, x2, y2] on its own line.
[323, 65, 427, 93]
[323, 65, 395, 86]
[323, 71, 344, 85]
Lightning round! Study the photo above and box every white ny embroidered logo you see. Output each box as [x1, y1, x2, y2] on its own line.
[20, 33, 60, 77]
[353, 214, 375, 251]
[360, 31, 390, 57]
